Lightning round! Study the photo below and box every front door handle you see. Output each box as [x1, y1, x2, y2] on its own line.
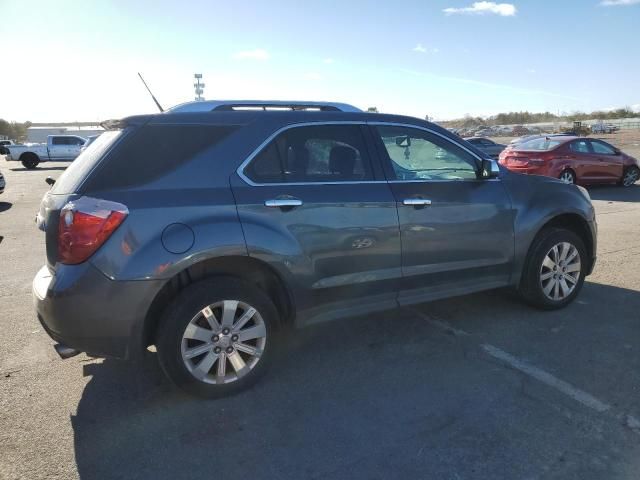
[265, 198, 303, 208]
[402, 198, 432, 207]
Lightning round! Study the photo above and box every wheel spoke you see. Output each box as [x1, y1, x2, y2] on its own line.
[559, 278, 571, 298]
[228, 351, 249, 377]
[234, 342, 262, 357]
[191, 351, 218, 380]
[221, 300, 239, 328]
[559, 243, 569, 261]
[202, 306, 221, 331]
[564, 272, 578, 284]
[183, 323, 213, 343]
[233, 307, 256, 332]
[565, 248, 578, 264]
[237, 323, 266, 342]
[551, 245, 559, 263]
[543, 279, 556, 296]
[216, 352, 227, 381]
[553, 281, 560, 300]
[540, 271, 554, 281]
[542, 255, 556, 270]
[566, 262, 581, 273]
[184, 342, 212, 359]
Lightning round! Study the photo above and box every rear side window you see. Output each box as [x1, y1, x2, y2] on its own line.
[82, 125, 237, 192]
[51, 137, 65, 145]
[244, 125, 373, 183]
[518, 138, 563, 151]
[570, 140, 591, 154]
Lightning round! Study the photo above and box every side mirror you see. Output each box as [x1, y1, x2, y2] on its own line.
[395, 136, 411, 148]
[45, 177, 56, 187]
[481, 158, 500, 179]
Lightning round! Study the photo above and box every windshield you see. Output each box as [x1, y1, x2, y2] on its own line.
[517, 138, 564, 151]
[51, 130, 123, 194]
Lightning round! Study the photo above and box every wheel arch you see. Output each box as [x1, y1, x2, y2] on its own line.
[141, 256, 295, 350]
[519, 212, 594, 287]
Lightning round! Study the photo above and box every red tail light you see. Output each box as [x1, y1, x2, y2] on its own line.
[58, 197, 128, 265]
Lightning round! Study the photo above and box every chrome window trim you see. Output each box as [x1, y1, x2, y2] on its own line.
[236, 120, 501, 187]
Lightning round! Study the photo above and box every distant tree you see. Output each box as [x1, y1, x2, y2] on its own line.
[367, 107, 379, 113]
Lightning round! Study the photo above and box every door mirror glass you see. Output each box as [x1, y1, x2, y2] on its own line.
[481, 158, 500, 179]
[395, 136, 411, 148]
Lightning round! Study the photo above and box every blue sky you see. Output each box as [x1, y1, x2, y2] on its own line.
[1, 0, 639, 122]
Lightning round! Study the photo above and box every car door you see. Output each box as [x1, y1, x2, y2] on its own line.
[369, 123, 514, 306]
[567, 139, 597, 182]
[231, 123, 402, 326]
[589, 139, 624, 182]
[47, 137, 67, 160]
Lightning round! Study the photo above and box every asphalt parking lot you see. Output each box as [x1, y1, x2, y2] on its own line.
[1, 159, 639, 479]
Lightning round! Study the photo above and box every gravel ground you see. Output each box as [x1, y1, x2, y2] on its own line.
[1, 156, 639, 480]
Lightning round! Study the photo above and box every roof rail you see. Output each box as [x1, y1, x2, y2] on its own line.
[166, 100, 362, 114]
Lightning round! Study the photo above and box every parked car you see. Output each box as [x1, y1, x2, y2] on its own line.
[511, 126, 530, 136]
[466, 137, 506, 158]
[0, 169, 5, 194]
[80, 134, 100, 152]
[475, 128, 494, 137]
[591, 123, 619, 134]
[499, 136, 640, 187]
[5, 135, 87, 169]
[0, 140, 15, 155]
[34, 100, 597, 397]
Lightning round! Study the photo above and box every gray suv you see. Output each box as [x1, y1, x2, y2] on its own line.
[33, 100, 597, 397]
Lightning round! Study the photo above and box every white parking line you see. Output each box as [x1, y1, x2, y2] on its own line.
[409, 307, 640, 434]
[481, 344, 611, 413]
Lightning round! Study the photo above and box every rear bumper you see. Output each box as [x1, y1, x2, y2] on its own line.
[33, 263, 163, 360]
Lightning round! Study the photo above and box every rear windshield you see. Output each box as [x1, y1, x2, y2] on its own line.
[517, 138, 564, 151]
[52, 130, 122, 194]
[81, 124, 238, 192]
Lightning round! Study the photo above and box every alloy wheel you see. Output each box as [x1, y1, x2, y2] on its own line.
[559, 171, 575, 184]
[181, 300, 267, 384]
[539, 242, 581, 301]
[623, 168, 639, 187]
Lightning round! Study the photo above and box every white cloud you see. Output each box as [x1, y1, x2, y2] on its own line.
[232, 49, 270, 61]
[444, 2, 517, 16]
[600, 0, 640, 5]
[631, 104, 640, 112]
[413, 43, 439, 53]
[323, 58, 335, 64]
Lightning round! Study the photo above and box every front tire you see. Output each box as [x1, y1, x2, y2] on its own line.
[519, 228, 587, 310]
[620, 166, 640, 187]
[156, 277, 278, 398]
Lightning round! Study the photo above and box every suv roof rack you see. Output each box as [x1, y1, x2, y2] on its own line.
[167, 100, 362, 114]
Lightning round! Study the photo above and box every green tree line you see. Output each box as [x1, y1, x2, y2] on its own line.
[443, 107, 639, 128]
[0, 119, 31, 142]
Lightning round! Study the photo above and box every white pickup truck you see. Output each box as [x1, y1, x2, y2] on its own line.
[5, 135, 87, 169]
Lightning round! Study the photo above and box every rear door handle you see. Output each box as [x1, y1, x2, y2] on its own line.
[402, 198, 432, 206]
[264, 198, 303, 208]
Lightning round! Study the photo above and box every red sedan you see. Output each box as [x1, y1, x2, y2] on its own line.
[499, 136, 640, 187]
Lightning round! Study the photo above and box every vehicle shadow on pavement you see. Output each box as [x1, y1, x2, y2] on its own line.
[587, 184, 640, 203]
[0, 202, 12, 213]
[71, 282, 640, 480]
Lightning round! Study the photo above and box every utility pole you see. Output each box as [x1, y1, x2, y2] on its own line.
[194, 74, 205, 101]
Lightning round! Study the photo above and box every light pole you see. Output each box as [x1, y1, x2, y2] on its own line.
[194, 74, 205, 101]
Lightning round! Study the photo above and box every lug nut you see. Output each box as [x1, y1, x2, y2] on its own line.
[226, 347, 234, 354]
[231, 335, 239, 342]
[214, 346, 222, 354]
[212, 335, 219, 342]
[222, 328, 230, 335]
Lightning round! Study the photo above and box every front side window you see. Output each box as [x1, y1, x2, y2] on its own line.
[570, 140, 591, 154]
[51, 137, 65, 146]
[375, 126, 478, 181]
[244, 125, 373, 183]
[590, 140, 616, 155]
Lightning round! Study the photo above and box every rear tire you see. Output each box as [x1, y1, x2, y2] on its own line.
[620, 166, 640, 187]
[519, 228, 587, 310]
[21, 155, 39, 170]
[559, 169, 576, 184]
[156, 277, 278, 398]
